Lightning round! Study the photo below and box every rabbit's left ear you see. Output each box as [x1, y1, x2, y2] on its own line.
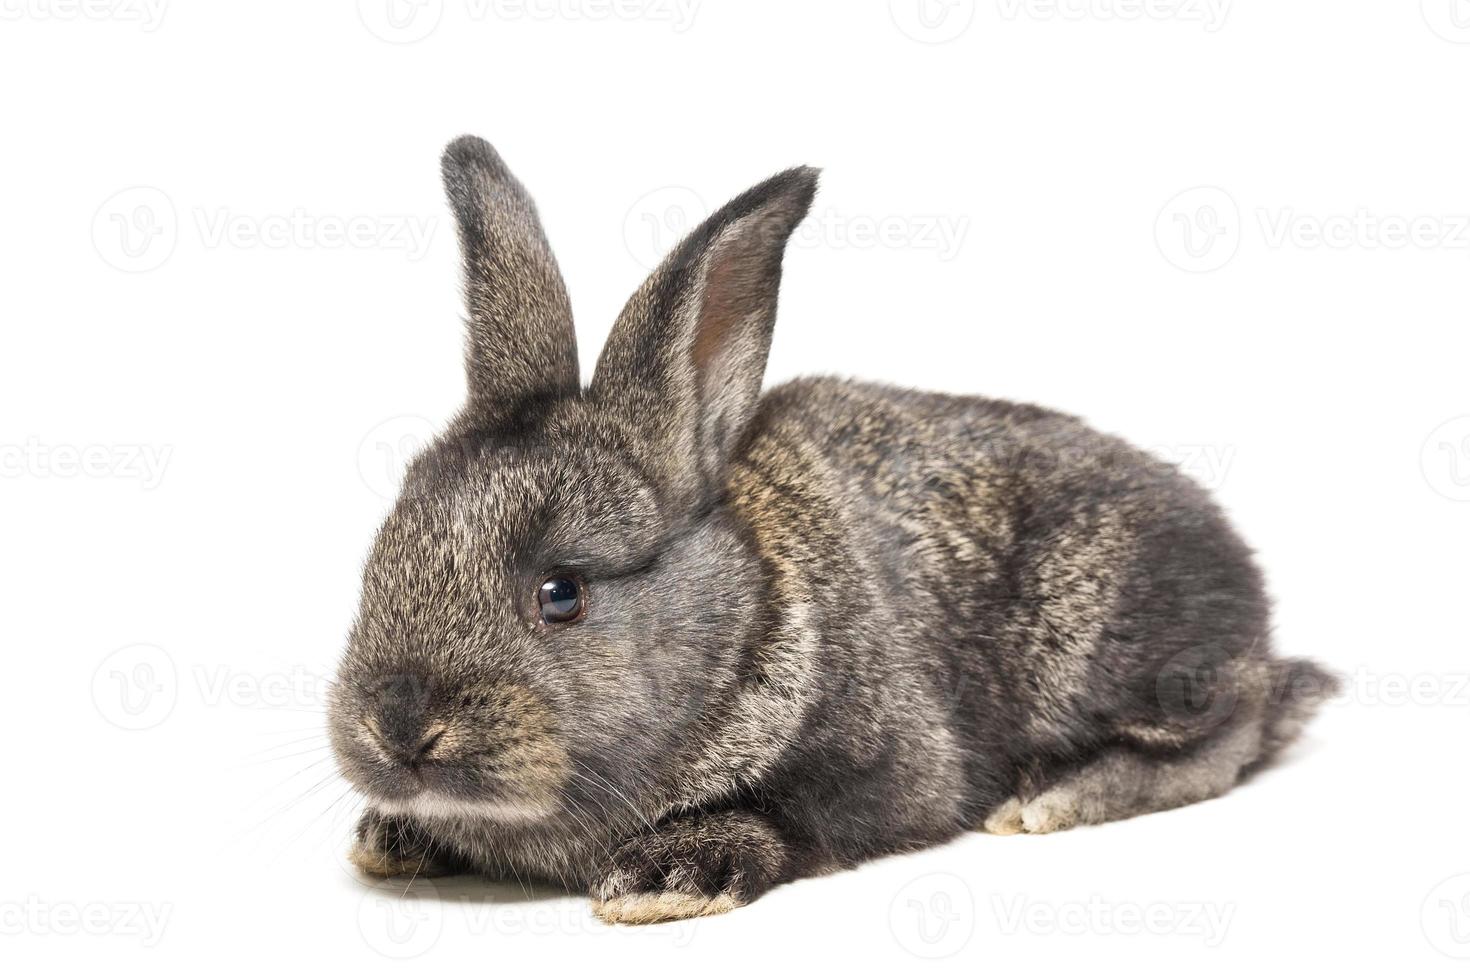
[591, 166, 818, 506]
[441, 136, 579, 431]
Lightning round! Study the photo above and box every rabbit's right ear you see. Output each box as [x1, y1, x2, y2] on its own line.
[441, 136, 579, 431]
[590, 167, 817, 510]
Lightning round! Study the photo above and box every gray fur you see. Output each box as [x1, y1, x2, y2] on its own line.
[328, 136, 1337, 924]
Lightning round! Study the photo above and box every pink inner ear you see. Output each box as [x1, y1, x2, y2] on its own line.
[690, 226, 773, 379]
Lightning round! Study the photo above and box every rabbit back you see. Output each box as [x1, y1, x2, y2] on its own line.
[721, 375, 1331, 861]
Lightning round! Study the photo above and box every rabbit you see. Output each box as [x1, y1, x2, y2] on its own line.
[328, 135, 1339, 925]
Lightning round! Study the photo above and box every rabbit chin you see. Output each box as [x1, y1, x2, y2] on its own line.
[371, 791, 554, 825]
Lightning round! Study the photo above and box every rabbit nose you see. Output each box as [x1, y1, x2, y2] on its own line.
[365, 674, 444, 766]
[366, 717, 447, 767]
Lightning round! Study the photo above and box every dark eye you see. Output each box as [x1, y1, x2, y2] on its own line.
[537, 576, 584, 624]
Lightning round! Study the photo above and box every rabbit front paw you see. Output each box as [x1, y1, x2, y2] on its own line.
[590, 811, 786, 924]
[348, 808, 463, 878]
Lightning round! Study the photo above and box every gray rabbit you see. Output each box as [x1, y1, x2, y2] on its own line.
[328, 136, 1337, 924]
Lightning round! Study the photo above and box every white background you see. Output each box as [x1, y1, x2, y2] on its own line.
[2, 1, 1467, 975]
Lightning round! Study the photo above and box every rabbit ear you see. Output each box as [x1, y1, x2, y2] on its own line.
[590, 166, 818, 506]
[441, 136, 579, 431]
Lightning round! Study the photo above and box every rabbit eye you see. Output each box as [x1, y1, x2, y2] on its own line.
[538, 576, 584, 624]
